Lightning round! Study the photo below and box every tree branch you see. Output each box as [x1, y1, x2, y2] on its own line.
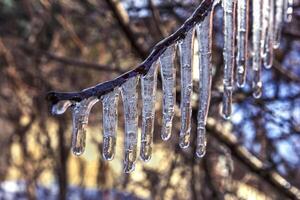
[207, 118, 300, 200]
[273, 59, 300, 83]
[46, 0, 216, 105]
[21, 45, 125, 73]
[105, 0, 148, 59]
[148, 0, 166, 38]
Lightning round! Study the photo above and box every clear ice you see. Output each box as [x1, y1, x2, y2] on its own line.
[252, 0, 263, 98]
[178, 29, 195, 148]
[236, 0, 249, 88]
[263, 0, 275, 69]
[102, 88, 119, 160]
[140, 61, 158, 161]
[71, 97, 99, 156]
[196, 10, 213, 157]
[52, 100, 73, 115]
[222, 0, 236, 119]
[121, 76, 139, 173]
[159, 45, 176, 141]
[274, 0, 284, 48]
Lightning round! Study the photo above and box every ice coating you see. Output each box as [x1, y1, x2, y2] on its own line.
[274, 0, 284, 48]
[71, 97, 99, 156]
[102, 88, 119, 160]
[196, 10, 213, 157]
[222, 0, 236, 119]
[236, 0, 249, 88]
[178, 28, 195, 148]
[264, 0, 275, 69]
[140, 61, 159, 161]
[52, 100, 73, 115]
[252, 0, 263, 99]
[121, 76, 139, 173]
[159, 45, 176, 141]
[262, 0, 269, 59]
[284, 0, 293, 23]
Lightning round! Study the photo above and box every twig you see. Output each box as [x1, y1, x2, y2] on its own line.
[273, 59, 300, 83]
[46, 0, 216, 105]
[21, 45, 125, 73]
[105, 0, 148, 59]
[148, 0, 166, 38]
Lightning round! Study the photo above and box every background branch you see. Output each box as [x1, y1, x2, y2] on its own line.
[207, 119, 300, 199]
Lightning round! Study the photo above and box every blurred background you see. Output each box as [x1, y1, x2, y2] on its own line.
[1, 0, 300, 199]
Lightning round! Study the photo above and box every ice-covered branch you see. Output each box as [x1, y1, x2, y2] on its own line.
[47, 0, 216, 105]
[46, 0, 294, 173]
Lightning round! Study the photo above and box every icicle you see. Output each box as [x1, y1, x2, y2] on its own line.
[274, 0, 284, 49]
[222, 0, 236, 119]
[51, 100, 72, 115]
[196, 11, 213, 157]
[236, 0, 249, 88]
[285, 0, 293, 23]
[121, 76, 139, 173]
[71, 97, 99, 156]
[140, 62, 158, 162]
[178, 29, 194, 149]
[101, 88, 119, 161]
[283, 0, 288, 22]
[262, 0, 269, 57]
[252, 0, 263, 98]
[159, 45, 176, 141]
[264, 0, 275, 69]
